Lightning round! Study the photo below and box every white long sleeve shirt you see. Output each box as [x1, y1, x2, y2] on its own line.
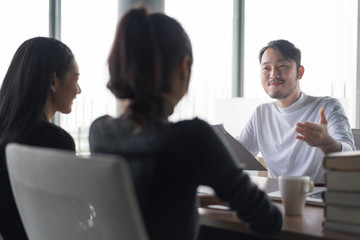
[237, 92, 355, 183]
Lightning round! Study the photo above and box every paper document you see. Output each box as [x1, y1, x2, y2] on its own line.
[212, 124, 266, 171]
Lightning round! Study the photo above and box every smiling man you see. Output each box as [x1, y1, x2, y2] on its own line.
[237, 39, 355, 183]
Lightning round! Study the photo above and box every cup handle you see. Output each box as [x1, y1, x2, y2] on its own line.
[302, 181, 314, 193]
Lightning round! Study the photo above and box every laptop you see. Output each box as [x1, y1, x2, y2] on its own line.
[267, 186, 327, 206]
[212, 124, 266, 171]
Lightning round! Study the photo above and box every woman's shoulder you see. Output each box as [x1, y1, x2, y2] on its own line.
[173, 117, 211, 130]
[89, 115, 118, 136]
[29, 120, 75, 151]
[91, 115, 114, 129]
[170, 117, 216, 139]
[37, 120, 70, 134]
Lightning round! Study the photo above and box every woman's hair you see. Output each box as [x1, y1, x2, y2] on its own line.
[0, 37, 74, 146]
[108, 7, 193, 126]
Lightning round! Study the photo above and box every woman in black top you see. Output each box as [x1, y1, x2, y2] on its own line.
[0, 37, 81, 239]
[90, 7, 282, 240]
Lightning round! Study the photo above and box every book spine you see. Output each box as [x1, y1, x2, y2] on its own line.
[323, 157, 360, 170]
[325, 170, 360, 192]
[324, 191, 360, 207]
[323, 220, 360, 236]
[325, 205, 360, 225]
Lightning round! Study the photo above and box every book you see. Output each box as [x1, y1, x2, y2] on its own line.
[325, 170, 360, 192]
[325, 204, 360, 225]
[323, 220, 360, 236]
[324, 191, 360, 207]
[323, 150, 360, 170]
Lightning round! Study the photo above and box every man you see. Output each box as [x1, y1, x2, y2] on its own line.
[237, 39, 355, 183]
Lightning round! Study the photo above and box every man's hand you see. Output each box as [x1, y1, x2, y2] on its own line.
[295, 107, 342, 154]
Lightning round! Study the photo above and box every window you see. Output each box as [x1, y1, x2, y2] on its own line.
[0, 0, 48, 82]
[1, 1, 358, 152]
[165, 0, 234, 123]
[60, 0, 118, 153]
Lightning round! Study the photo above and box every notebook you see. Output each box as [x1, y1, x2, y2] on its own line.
[212, 124, 266, 171]
[267, 186, 327, 206]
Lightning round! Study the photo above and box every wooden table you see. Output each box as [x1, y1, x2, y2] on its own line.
[198, 176, 360, 240]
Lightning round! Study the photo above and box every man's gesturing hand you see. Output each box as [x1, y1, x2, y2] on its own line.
[295, 107, 341, 154]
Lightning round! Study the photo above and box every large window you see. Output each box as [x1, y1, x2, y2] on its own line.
[0, 0, 359, 153]
[243, 0, 358, 127]
[60, 0, 234, 152]
[60, 0, 118, 153]
[165, 0, 234, 123]
[0, 0, 48, 82]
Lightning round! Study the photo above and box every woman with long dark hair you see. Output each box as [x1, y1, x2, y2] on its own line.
[90, 7, 282, 240]
[0, 37, 81, 239]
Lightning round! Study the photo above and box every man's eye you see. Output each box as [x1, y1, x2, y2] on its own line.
[279, 65, 288, 68]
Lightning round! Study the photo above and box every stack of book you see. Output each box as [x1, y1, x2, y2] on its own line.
[323, 150, 360, 235]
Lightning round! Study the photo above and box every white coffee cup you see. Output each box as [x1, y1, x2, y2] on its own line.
[278, 175, 314, 216]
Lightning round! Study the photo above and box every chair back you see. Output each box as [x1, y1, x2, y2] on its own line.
[6, 143, 148, 240]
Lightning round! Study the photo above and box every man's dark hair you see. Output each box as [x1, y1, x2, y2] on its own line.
[258, 39, 301, 71]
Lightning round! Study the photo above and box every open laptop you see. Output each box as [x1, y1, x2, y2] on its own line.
[212, 124, 266, 171]
[267, 186, 327, 206]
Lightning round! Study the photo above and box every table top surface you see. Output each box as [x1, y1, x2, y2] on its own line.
[198, 176, 360, 240]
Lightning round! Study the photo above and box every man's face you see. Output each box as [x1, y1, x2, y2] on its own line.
[260, 48, 301, 100]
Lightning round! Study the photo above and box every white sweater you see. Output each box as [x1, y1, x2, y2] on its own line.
[237, 92, 355, 183]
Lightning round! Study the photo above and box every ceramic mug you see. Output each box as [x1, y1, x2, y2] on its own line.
[278, 175, 314, 216]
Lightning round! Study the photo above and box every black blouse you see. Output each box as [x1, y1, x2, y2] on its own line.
[90, 116, 282, 240]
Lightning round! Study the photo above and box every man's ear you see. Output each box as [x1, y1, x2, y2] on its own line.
[298, 65, 305, 79]
[50, 73, 58, 93]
